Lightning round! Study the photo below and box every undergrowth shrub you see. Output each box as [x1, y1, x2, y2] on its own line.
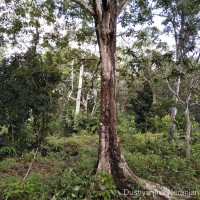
[0, 173, 48, 200]
[149, 115, 167, 133]
[0, 146, 17, 160]
[65, 111, 99, 135]
[122, 133, 200, 196]
[117, 111, 137, 136]
[53, 169, 120, 200]
[0, 157, 18, 171]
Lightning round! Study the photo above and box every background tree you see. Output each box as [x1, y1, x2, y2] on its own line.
[0, 51, 61, 153]
[117, 27, 171, 133]
[154, 0, 200, 139]
[166, 55, 200, 158]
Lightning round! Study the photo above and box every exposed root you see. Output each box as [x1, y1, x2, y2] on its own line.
[120, 158, 173, 200]
[109, 155, 193, 200]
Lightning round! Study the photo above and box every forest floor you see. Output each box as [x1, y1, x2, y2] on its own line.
[0, 132, 200, 199]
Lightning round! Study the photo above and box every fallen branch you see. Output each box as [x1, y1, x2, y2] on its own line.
[23, 147, 39, 180]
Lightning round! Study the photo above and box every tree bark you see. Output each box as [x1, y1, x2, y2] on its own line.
[184, 76, 194, 159]
[95, 0, 119, 174]
[169, 107, 177, 139]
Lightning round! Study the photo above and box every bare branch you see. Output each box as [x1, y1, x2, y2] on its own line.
[23, 148, 39, 180]
[81, 57, 99, 62]
[68, 95, 77, 101]
[71, 0, 94, 15]
[117, 0, 132, 16]
[166, 79, 185, 105]
[153, 13, 168, 18]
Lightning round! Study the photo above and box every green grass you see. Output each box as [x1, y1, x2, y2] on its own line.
[0, 132, 199, 199]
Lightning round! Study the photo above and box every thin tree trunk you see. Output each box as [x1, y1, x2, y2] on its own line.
[68, 65, 75, 101]
[185, 106, 191, 159]
[91, 89, 98, 116]
[8, 124, 14, 144]
[166, 77, 193, 159]
[169, 107, 177, 138]
[75, 65, 84, 119]
[168, 17, 183, 139]
[152, 90, 157, 104]
[83, 93, 89, 114]
[169, 77, 180, 139]
[184, 76, 194, 159]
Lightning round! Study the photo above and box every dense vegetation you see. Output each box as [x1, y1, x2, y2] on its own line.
[0, 118, 200, 199]
[0, 0, 200, 199]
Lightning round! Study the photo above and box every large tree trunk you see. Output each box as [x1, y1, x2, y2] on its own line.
[97, 34, 173, 196]
[93, 1, 174, 199]
[95, 0, 119, 173]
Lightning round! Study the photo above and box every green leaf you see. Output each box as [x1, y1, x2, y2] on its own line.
[99, 185, 106, 190]
[71, 193, 76, 198]
[73, 186, 80, 191]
